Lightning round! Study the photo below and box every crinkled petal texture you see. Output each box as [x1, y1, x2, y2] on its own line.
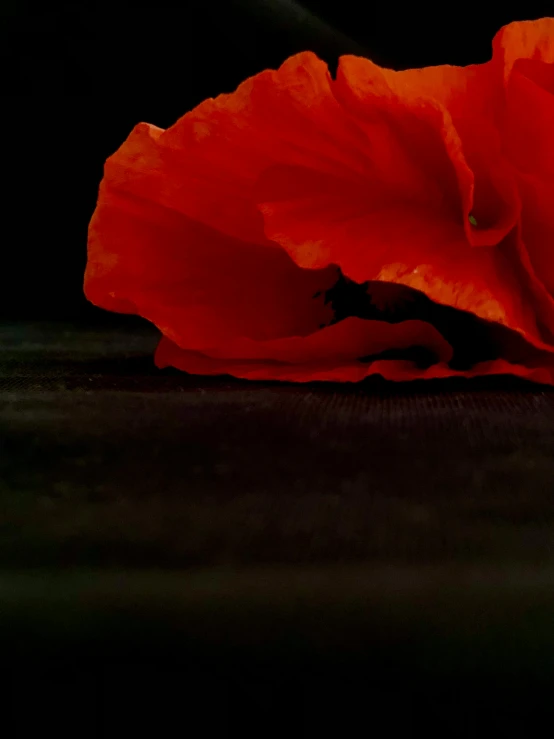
[490, 19, 554, 339]
[85, 20, 554, 384]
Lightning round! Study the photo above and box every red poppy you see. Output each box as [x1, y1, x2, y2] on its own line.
[85, 18, 554, 384]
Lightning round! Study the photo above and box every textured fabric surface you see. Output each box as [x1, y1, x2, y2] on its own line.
[3, 320, 554, 568]
[3, 321, 554, 677]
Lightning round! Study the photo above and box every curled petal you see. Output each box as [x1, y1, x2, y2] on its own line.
[503, 58, 554, 178]
[492, 17, 554, 83]
[97, 121, 269, 247]
[258, 164, 546, 350]
[198, 317, 453, 365]
[85, 185, 339, 350]
[156, 336, 554, 386]
[333, 55, 520, 247]
[516, 177, 554, 317]
[152, 52, 392, 242]
[493, 25, 554, 334]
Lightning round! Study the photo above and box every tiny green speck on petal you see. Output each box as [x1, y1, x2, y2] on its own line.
[468, 214, 478, 227]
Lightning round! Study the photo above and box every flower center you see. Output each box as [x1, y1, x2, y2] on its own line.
[468, 214, 478, 227]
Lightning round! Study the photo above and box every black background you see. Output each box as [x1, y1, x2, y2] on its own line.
[2, 0, 553, 322]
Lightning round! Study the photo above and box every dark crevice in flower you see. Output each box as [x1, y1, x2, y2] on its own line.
[358, 345, 439, 369]
[317, 268, 506, 370]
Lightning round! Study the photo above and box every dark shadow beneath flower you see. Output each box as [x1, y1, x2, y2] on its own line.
[316, 269, 527, 371]
[358, 345, 439, 370]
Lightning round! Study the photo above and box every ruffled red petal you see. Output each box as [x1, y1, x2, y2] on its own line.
[332, 55, 520, 249]
[194, 317, 453, 365]
[500, 57, 554, 298]
[258, 164, 546, 351]
[85, 19, 554, 385]
[86, 183, 339, 350]
[154, 52, 387, 243]
[489, 19, 554, 337]
[492, 18, 554, 82]
[155, 335, 554, 386]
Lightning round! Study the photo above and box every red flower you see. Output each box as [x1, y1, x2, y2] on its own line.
[85, 18, 554, 384]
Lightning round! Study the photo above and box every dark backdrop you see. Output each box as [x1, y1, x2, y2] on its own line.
[2, 0, 552, 322]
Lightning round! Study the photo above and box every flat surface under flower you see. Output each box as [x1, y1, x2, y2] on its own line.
[2, 319, 554, 569]
[4, 321, 554, 681]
